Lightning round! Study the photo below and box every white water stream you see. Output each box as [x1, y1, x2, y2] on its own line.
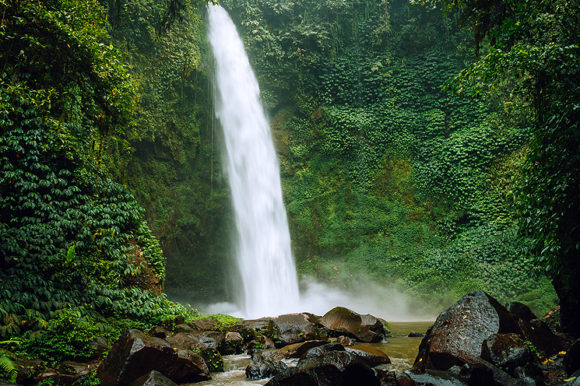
[207, 5, 300, 318]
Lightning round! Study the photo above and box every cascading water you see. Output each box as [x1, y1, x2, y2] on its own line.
[207, 5, 300, 318]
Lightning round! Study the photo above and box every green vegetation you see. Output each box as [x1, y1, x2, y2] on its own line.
[435, 0, 579, 333]
[0, 0, 576, 369]
[222, 0, 559, 313]
[0, 0, 205, 363]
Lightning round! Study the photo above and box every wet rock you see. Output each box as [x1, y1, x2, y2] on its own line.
[303, 342, 345, 359]
[246, 351, 289, 380]
[272, 313, 321, 346]
[220, 331, 244, 355]
[506, 302, 537, 322]
[149, 326, 170, 339]
[517, 318, 565, 357]
[58, 361, 93, 377]
[165, 332, 204, 351]
[463, 353, 514, 386]
[240, 318, 276, 334]
[132, 370, 177, 386]
[164, 332, 223, 372]
[200, 348, 224, 372]
[565, 339, 580, 375]
[190, 317, 221, 331]
[267, 351, 379, 386]
[408, 331, 424, 338]
[97, 329, 210, 385]
[319, 307, 388, 343]
[248, 334, 276, 351]
[277, 340, 328, 359]
[396, 369, 465, 386]
[190, 330, 225, 350]
[373, 368, 397, 385]
[413, 290, 520, 372]
[337, 335, 354, 346]
[227, 323, 256, 342]
[481, 333, 533, 371]
[174, 323, 195, 334]
[345, 344, 391, 367]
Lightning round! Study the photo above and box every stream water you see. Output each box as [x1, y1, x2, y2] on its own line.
[207, 4, 300, 319]
[193, 321, 432, 385]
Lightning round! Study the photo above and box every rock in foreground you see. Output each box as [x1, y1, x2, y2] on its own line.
[97, 329, 210, 386]
[319, 307, 389, 343]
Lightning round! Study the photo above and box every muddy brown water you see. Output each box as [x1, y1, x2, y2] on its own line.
[194, 321, 433, 385]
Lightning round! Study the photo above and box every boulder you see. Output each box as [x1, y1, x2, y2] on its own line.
[248, 334, 276, 351]
[303, 342, 345, 359]
[277, 340, 328, 359]
[239, 318, 275, 334]
[396, 370, 465, 386]
[131, 370, 177, 386]
[408, 331, 424, 338]
[226, 323, 256, 342]
[337, 336, 354, 346]
[246, 351, 289, 380]
[165, 332, 223, 372]
[189, 330, 225, 350]
[413, 290, 520, 372]
[272, 313, 321, 346]
[148, 326, 170, 339]
[345, 344, 391, 367]
[190, 317, 221, 331]
[266, 351, 379, 386]
[481, 333, 533, 371]
[220, 331, 244, 355]
[97, 329, 210, 385]
[565, 339, 580, 375]
[319, 307, 388, 343]
[173, 323, 195, 334]
[165, 332, 204, 351]
[506, 302, 537, 323]
[517, 318, 565, 357]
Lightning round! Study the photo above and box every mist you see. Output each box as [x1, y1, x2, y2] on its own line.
[200, 275, 436, 321]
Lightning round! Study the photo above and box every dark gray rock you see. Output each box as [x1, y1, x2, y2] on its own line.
[396, 369, 465, 386]
[246, 351, 289, 380]
[413, 290, 521, 372]
[148, 326, 170, 339]
[303, 342, 345, 359]
[267, 351, 379, 386]
[344, 345, 390, 367]
[277, 340, 328, 359]
[517, 318, 565, 357]
[131, 370, 177, 386]
[189, 330, 225, 350]
[173, 323, 195, 334]
[565, 339, 580, 375]
[506, 302, 537, 322]
[189, 317, 221, 331]
[481, 333, 533, 370]
[408, 331, 424, 338]
[220, 331, 244, 355]
[272, 313, 321, 346]
[96, 329, 210, 386]
[319, 307, 388, 343]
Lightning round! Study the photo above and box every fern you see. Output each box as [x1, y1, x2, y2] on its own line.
[0, 353, 17, 383]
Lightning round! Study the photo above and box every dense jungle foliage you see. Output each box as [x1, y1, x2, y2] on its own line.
[1, 0, 578, 370]
[221, 0, 567, 313]
[0, 0, 210, 365]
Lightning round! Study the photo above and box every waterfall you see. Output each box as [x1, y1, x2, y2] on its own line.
[207, 5, 300, 318]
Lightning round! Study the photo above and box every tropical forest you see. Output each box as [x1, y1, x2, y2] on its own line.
[0, 0, 579, 384]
